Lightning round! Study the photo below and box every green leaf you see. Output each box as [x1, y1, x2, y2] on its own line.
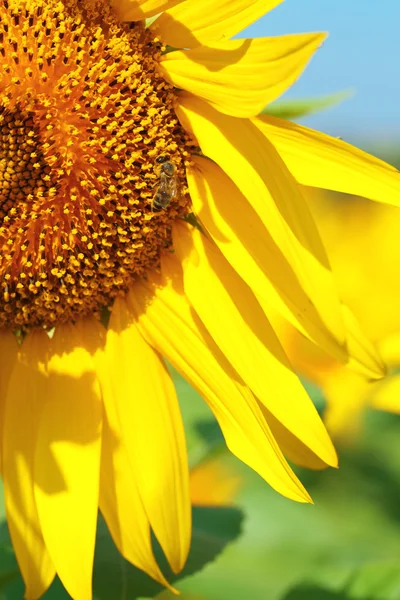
[345, 562, 400, 599]
[40, 578, 70, 599]
[261, 90, 354, 120]
[0, 522, 35, 599]
[2, 506, 243, 600]
[92, 506, 244, 599]
[0, 572, 20, 592]
[278, 562, 400, 600]
[279, 583, 350, 600]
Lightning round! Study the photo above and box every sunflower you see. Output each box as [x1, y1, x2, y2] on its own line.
[0, 0, 399, 598]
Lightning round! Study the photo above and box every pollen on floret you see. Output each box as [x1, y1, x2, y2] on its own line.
[0, 0, 196, 330]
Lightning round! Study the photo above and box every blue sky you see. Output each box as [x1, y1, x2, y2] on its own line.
[243, 0, 399, 147]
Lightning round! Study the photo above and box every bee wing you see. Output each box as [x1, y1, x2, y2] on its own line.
[152, 172, 172, 210]
[157, 171, 171, 194]
[168, 173, 181, 201]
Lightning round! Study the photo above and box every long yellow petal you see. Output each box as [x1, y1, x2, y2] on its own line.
[255, 115, 400, 207]
[173, 221, 337, 467]
[152, 0, 283, 48]
[128, 256, 312, 503]
[105, 298, 191, 574]
[258, 401, 332, 470]
[187, 156, 347, 360]
[187, 157, 384, 379]
[340, 304, 385, 379]
[161, 34, 326, 118]
[100, 421, 176, 590]
[78, 319, 174, 590]
[0, 332, 18, 471]
[111, 0, 182, 21]
[185, 152, 347, 369]
[2, 331, 56, 600]
[177, 94, 345, 353]
[34, 324, 102, 600]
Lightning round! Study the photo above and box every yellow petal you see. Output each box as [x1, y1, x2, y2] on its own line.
[255, 115, 400, 207]
[34, 324, 102, 600]
[152, 0, 283, 48]
[0, 332, 18, 472]
[177, 94, 345, 353]
[111, 0, 182, 21]
[105, 298, 191, 574]
[369, 375, 400, 415]
[100, 420, 176, 589]
[378, 332, 400, 365]
[323, 369, 371, 440]
[188, 157, 384, 379]
[78, 319, 174, 590]
[173, 221, 337, 467]
[161, 34, 326, 118]
[128, 256, 312, 503]
[341, 304, 385, 380]
[2, 331, 56, 600]
[267, 308, 338, 388]
[185, 152, 347, 367]
[189, 460, 241, 506]
[270, 301, 385, 385]
[260, 404, 331, 470]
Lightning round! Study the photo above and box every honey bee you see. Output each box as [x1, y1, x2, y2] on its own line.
[151, 154, 180, 211]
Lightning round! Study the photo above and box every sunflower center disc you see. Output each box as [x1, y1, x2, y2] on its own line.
[0, 0, 193, 330]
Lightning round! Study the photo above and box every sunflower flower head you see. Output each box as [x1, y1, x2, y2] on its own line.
[0, 0, 194, 330]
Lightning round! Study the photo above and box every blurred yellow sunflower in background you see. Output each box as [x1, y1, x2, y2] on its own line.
[270, 190, 400, 440]
[189, 458, 242, 507]
[1, 0, 400, 598]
